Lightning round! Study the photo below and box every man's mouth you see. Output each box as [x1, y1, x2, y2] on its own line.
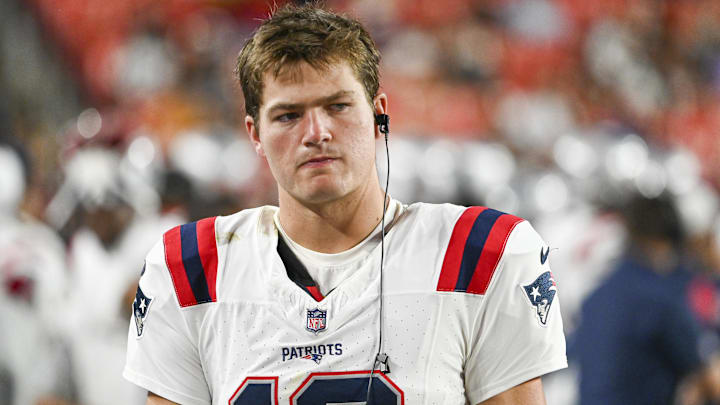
[301, 157, 337, 168]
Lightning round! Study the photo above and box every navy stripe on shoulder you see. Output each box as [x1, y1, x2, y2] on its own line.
[180, 222, 212, 304]
[455, 208, 503, 291]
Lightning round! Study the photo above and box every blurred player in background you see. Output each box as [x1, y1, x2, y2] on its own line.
[50, 146, 191, 405]
[0, 138, 74, 405]
[575, 194, 720, 405]
[124, 4, 566, 404]
[57, 147, 153, 405]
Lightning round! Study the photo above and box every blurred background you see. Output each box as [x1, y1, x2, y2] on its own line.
[1, 0, 720, 404]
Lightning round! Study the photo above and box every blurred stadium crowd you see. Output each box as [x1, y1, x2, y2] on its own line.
[1, 0, 720, 404]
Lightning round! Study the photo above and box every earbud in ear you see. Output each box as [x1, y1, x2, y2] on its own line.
[375, 114, 389, 135]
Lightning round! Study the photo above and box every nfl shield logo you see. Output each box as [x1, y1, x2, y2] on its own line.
[306, 308, 327, 334]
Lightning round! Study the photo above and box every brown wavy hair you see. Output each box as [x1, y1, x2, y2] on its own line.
[235, 3, 381, 124]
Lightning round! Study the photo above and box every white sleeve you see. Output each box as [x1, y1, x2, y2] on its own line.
[464, 221, 567, 404]
[123, 239, 211, 405]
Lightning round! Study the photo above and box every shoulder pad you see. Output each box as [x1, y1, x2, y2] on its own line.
[163, 216, 219, 307]
[437, 206, 524, 295]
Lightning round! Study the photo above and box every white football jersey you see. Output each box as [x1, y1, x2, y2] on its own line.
[124, 202, 567, 405]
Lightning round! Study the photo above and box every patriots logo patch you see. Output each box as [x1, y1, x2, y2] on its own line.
[302, 353, 323, 364]
[523, 271, 557, 326]
[306, 308, 327, 334]
[133, 285, 153, 337]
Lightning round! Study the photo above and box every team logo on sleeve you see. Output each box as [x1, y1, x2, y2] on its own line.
[306, 308, 327, 334]
[523, 271, 557, 326]
[133, 285, 153, 337]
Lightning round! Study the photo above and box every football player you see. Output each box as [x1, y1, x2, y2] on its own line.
[124, 4, 567, 404]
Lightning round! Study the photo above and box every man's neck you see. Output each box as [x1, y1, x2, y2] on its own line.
[277, 184, 386, 254]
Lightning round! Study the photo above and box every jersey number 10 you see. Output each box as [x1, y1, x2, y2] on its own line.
[229, 371, 404, 405]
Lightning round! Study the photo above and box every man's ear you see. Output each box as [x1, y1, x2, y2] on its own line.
[373, 93, 388, 139]
[245, 115, 265, 158]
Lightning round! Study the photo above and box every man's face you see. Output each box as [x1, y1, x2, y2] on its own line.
[246, 61, 386, 206]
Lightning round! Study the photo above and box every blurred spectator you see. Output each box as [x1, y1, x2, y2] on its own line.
[0, 140, 74, 405]
[575, 194, 719, 405]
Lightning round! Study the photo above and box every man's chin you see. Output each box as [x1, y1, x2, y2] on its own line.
[292, 184, 349, 206]
[300, 190, 344, 206]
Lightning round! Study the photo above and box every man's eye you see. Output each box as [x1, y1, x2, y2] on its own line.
[275, 112, 299, 122]
[329, 103, 349, 112]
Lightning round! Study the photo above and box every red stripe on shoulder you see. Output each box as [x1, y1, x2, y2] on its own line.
[196, 216, 218, 302]
[163, 225, 197, 307]
[437, 207, 488, 292]
[466, 213, 524, 295]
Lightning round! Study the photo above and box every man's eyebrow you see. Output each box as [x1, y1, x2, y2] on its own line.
[266, 90, 356, 115]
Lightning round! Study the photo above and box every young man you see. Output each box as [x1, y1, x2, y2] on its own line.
[124, 5, 566, 404]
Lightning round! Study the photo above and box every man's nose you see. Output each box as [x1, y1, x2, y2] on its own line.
[302, 108, 332, 146]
